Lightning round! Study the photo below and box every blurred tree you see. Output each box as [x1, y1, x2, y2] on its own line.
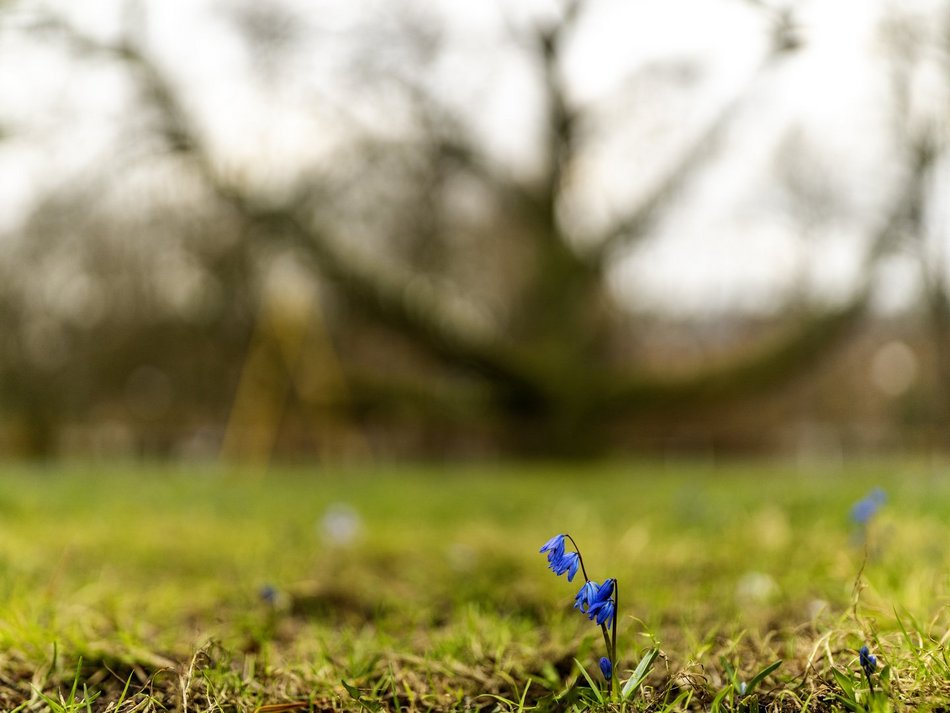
[877, 6, 950, 442]
[2, 0, 943, 456]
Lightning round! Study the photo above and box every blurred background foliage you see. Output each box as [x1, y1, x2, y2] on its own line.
[0, 0, 948, 461]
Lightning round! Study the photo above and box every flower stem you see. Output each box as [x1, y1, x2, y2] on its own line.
[610, 580, 618, 697]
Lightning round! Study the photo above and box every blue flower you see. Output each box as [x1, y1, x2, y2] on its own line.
[591, 578, 615, 605]
[540, 534, 566, 563]
[586, 579, 616, 626]
[850, 499, 875, 525]
[259, 584, 279, 605]
[859, 646, 877, 677]
[599, 657, 612, 681]
[574, 580, 599, 613]
[592, 599, 615, 626]
[851, 488, 886, 525]
[549, 551, 580, 581]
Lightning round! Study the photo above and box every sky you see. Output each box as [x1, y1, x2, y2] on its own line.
[0, 0, 946, 317]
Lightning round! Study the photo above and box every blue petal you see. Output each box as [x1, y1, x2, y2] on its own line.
[539, 534, 565, 555]
[599, 657, 612, 681]
[851, 499, 875, 524]
[595, 600, 615, 627]
[549, 551, 576, 577]
[565, 553, 580, 581]
[592, 578, 615, 605]
[575, 581, 599, 612]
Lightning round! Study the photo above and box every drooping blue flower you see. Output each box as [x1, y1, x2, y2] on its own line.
[585, 579, 616, 626]
[591, 578, 615, 606]
[599, 657, 612, 681]
[574, 580, 600, 613]
[859, 646, 877, 677]
[540, 534, 566, 563]
[592, 599, 615, 626]
[549, 551, 580, 581]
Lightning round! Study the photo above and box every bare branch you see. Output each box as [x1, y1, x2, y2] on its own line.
[43, 17, 552, 405]
[601, 291, 868, 416]
[592, 9, 803, 264]
[598, 136, 934, 416]
[593, 61, 769, 263]
[252, 204, 547, 401]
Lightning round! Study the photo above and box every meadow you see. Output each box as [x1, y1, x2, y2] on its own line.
[0, 460, 947, 711]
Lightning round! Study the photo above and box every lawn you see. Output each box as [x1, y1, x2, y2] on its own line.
[0, 459, 947, 711]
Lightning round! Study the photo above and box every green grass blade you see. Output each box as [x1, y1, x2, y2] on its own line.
[830, 667, 855, 700]
[710, 684, 731, 713]
[114, 671, 134, 708]
[340, 680, 381, 713]
[65, 656, 82, 707]
[621, 648, 659, 701]
[572, 658, 605, 705]
[720, 656, 736, 684]
[745, 659, 782, 694]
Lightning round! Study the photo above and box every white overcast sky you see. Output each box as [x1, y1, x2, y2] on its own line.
[0, 0, 947, 316]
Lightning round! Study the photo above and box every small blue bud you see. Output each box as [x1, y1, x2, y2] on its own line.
[859, 646, 877, 677]
[599, 657, 612, 681]
[259, 584, 279, 605]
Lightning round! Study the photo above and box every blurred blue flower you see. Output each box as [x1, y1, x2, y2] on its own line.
[574, 580, 599, 613]
[599, 656, 612, 681]
[859, 645, 877, 677]
[549, 551, 580, 581]
[540, 534, 566, 563]
[259, 584, 279, 606]
[851, 488, 886, 525]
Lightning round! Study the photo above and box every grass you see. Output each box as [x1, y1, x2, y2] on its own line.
[0, 459, 948, 711]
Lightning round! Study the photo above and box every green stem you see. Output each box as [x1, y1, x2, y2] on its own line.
[564, 533, 591, 582]
[611, 580, 618, 698]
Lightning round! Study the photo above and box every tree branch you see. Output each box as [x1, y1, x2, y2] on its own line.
[593, 65, 767, 263]
[592, 9, 803, 264]
[597, 134, 933, 417]
[600, 291, 868, 416]
[45, 19, 552, 405]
